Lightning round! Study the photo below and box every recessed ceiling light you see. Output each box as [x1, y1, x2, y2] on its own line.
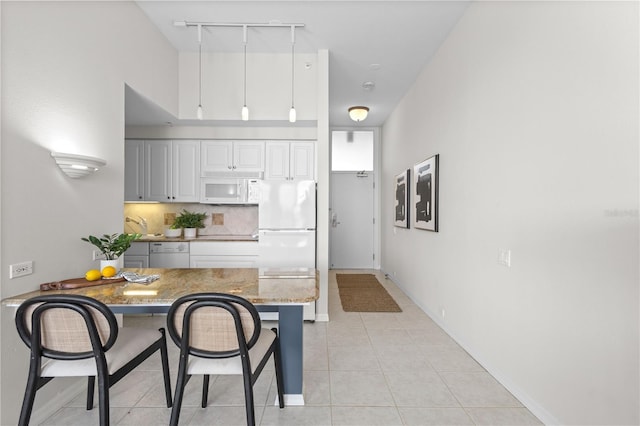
[362, 81, 375, 90]
[368, 63, 381, 71]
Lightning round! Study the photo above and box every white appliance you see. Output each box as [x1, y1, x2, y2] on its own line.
[200, 178, 260, 204]
[149, 242, 190, 268]
[259, 180, 317, 321]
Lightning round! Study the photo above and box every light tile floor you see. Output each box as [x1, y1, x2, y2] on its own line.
[39, 270, 542, 425]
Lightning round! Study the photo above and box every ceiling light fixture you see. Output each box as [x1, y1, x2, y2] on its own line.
[348, 106, 369, 122]
[241, 25, 249, 121]
[196, 24, 203, 120]
[51, 152, 106, 178]
[289, 25, 297, 123]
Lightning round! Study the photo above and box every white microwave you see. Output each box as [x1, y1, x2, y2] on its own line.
[200, 178, 260, 204]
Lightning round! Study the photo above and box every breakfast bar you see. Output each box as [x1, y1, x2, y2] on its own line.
[2, 267, 319, 405]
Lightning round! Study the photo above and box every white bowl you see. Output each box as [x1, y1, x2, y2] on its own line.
[164, 228, 182, 238]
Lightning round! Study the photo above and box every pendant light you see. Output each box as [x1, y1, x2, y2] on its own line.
[289, 25, 297, 123]
[196, 24, 203, 120]
[241, 25, 249, 121]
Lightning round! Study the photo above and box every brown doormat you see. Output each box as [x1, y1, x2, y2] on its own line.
[336, 274, 402, 313]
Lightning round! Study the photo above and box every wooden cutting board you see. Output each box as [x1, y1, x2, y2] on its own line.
[40, 277, 126, 291]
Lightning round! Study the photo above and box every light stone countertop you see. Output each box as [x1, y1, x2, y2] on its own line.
[2, 268, 318, 308]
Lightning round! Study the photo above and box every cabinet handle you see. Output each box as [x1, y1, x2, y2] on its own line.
[228, 166, 232, 170]
[232, 165, 237, 169]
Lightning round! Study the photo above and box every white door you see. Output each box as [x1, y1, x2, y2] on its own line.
[330, 172, 374, 269]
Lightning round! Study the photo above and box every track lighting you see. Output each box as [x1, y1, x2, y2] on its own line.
[176, 21, 305, 122]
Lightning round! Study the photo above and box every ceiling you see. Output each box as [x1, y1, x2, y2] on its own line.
[128, 1, 470, 128]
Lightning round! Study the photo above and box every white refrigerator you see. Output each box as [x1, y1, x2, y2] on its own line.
[258, 180, 316, 320]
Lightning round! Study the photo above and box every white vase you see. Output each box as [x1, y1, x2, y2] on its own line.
[183, 228, 197, 238]
[100, 258, 122, 273]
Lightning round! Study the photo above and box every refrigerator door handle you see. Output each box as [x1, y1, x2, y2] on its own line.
[260, 229, 315, 235]
[331, 213, 340, 228]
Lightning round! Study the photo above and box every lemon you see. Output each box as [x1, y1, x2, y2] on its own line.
[85, 269, 101, 281]
[101, 265, 117, 278]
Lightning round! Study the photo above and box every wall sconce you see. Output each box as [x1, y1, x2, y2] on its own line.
[348, 106, 369, 122]
[51, 152, 106, 178]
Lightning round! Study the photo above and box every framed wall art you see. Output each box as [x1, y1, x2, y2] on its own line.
[413, 154, 439, 232]
[394, 169, 410, 228]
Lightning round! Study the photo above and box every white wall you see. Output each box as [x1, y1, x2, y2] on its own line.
[381, 2, 638, 425]
[0, 2, 178, 423]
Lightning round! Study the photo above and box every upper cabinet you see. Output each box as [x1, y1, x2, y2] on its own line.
[125, 140, 200, 202]
[265, 141, 315, 181]
[201, 141, 264, 175]
[125, 140, 145, 201]
[171, 140, 201, 202]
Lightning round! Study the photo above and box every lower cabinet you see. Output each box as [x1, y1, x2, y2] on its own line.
[189, 241, 258, 268]
[123, 242, 149, 268]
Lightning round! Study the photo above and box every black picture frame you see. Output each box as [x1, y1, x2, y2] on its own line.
[394, 169, 410, 228]
[413, 154, 439, 232]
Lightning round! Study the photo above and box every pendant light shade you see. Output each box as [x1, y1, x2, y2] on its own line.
[196, 24, 203, 120]
[289, 26, 297, 123]
[348, 106, 369, 122]
[241, 25, 249, 121]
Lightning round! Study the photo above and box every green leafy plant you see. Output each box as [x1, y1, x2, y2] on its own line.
[173, 209, 207, 229]
[81, 233, 141, 260]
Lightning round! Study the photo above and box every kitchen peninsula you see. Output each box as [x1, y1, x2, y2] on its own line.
[2, 267, 318, 404]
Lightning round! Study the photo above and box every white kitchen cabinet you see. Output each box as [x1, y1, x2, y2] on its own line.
[123, 242, 149, 268]
[201, 140, 264, 174]
[265, 141, 314, 181]
[145, 140, 172, 201]
[125, 140, 145, 201]
[190, 241, 259, 268]
[171, 140, 201, 202]
[127, 140, 200, 203]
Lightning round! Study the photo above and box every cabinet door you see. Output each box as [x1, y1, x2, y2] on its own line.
[123, 255, 149, 268]
[201, 141, 233, 173]
[172, 140, 200, 202]
[145, 140, 172, 201]
[125, 140, 145, 201]
[233, 141, 265, 172]
[290, 142, 315, 181]
[265, 142, 290, 180]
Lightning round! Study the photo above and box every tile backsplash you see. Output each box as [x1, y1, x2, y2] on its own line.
[124, 203, 258, 236]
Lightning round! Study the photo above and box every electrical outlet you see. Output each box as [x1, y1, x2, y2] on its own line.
[93, 250, 106, 261]
[10, 261, 33, 278]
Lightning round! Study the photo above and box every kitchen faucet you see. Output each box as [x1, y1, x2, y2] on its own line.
[126, 216, 148, 235]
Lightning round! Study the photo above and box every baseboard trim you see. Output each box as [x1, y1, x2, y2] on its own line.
[315, 313, 329, 322]
[275, 394, 305, 406]
[384, 271, 559, 426]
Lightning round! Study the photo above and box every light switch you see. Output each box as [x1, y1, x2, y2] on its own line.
[498, 249, 511, 267]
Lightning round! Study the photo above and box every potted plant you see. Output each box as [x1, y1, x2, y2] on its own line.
[81, 233, 141, 271]
[174, 209, 207, 238]
[164, 222, 182, 238]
